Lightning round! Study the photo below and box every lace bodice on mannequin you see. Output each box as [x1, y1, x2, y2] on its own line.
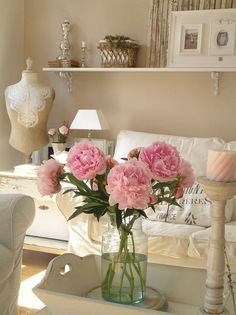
[6, 82, 51, 128]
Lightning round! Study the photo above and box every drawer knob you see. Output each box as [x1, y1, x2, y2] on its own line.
[38, 205, 49, 211]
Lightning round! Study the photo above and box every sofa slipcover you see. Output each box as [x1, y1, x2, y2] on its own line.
[56, 130, 236, 261]
[0, 193, 35, 315]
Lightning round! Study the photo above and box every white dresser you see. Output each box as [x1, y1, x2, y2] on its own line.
[0, 170, 69, 252]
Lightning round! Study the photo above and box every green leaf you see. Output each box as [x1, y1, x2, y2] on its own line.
[149, 205, 155, 211]
[96, 179, 109, 199]
[138, 210, 148, 218]
[94, 208, 108, 221]
[62, 188, 75, 195]
[170, 199, 181, 207]
[116, 210, 122, 229]
[68, 206, 85, 220]
[66, 173, 92, 193]
[83, 207, 105, 214]
[87, 195, 109, 204]
[82, 202, 106, 209]
[123, 208, 134, 218]
[107, 205, 117, 214]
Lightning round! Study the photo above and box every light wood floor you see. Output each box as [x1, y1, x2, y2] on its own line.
[18, 249, 58, 315]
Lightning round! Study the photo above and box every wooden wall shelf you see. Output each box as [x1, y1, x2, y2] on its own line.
[42, 67, 236, 95]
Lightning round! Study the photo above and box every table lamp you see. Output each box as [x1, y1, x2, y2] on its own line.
[70, 109, 109, 139]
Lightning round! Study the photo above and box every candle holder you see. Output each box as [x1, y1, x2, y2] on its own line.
[57, 20, 71, 61]
[197, 176, 236, 315]
[81, 44, 87, 68]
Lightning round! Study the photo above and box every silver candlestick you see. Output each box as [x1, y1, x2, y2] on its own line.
[57, 20, 71, 61]
[81, 41, 87, 67]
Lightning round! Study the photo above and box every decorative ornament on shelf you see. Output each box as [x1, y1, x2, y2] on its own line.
[98, 34, 139, 68]
[57, 19, 71, 61]
[37, 140, 194, 306]
[48, 122, 70, 154]
[48, 20, 79, 68]
[48, 20, 79, 92]
[80, 41, 87, 68]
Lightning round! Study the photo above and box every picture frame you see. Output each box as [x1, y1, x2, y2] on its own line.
[209, 20, 236, 56]
[179, 24, 203, 55]
[167, 8, 236, 67]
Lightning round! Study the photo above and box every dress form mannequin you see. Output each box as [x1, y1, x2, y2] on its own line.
[5, 58, 55, 164]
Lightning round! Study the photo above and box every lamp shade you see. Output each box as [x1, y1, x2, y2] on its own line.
[70, 109, 109, 130]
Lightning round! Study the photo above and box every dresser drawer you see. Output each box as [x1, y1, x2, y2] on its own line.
[0, 176, 51, 200]
[0, 172, 69, 241]
[27, 199, 69, 241]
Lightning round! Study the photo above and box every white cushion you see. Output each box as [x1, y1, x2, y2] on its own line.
[145, 181, 233, 227]
[72, 216, 205, 259]
[188, 222, 236, 260]
[114, 130, 225, 176]
[114, 131, 233, 226]
[142, 220, 204, 258]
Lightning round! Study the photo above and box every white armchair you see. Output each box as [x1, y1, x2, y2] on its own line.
[0, 193, 35, 315]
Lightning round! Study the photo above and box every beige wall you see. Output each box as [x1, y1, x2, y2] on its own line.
[24, 0, 236, 144]
[0, 0, 25, 170]
[5, 0, 230, 161]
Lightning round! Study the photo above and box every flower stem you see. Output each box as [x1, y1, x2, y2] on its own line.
[130, 231, 145, 296]
[102, 214, 146, 303]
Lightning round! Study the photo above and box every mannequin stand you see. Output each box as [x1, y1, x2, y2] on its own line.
[197, 177, 236, 315]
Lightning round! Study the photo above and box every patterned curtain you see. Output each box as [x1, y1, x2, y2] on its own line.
[146, 0, 236, 67]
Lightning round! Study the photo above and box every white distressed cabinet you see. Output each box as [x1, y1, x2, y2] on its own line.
[0, 170, 69, 252]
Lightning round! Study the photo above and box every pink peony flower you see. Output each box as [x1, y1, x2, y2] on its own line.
[37, 159, 64, 196]
[128, 147, 142, 159]
[67, 141, 107, 180]
[149, 194, 158, 205]
[175, 159, 195, 198]
[106, 155, 118, 169]
[48, 128, 56, 136]
[139, 141, 181, 182]
[59, 125, 69, 135]
[106, 159, 152, 210]
[92, 181, 99, 191]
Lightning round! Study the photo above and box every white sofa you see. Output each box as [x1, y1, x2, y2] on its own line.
[0, 193, 35, 315]
[56, 130, 236, 264]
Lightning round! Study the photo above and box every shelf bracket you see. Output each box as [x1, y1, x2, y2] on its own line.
[59, 71, 72, 93]
[211, 71, 221, 96]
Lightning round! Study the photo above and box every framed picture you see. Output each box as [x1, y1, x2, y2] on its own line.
[167, 8, 236, 67]
[180, 24, 203, 55]
[209, 20, 236, 56]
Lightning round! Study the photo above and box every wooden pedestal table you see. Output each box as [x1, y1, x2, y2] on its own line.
[198, 177, 236, 315]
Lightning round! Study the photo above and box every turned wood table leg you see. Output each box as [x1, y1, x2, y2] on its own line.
[197, 177, 236, 315]
[203, 200, 227, 314]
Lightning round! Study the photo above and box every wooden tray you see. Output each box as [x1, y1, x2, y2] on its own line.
[33, 253, 205, 315]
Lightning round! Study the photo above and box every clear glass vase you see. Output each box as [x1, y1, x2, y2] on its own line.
[101, 213, 148, 304]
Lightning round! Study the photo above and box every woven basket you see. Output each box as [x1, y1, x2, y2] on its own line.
[98, 40, 139, 68]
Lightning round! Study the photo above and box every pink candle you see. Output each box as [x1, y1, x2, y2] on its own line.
[206, 149, 236, 182]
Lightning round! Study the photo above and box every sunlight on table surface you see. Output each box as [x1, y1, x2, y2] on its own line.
[18, 270, 46, 311]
